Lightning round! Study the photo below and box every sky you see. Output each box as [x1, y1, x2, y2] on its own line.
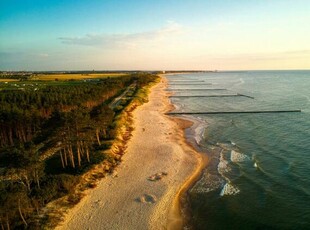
[1, 0, 310, 71]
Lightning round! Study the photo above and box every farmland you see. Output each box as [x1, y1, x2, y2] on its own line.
[0, 72, 129, 91]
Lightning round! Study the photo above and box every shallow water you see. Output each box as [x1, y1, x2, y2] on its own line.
[167, 71, 310, 229]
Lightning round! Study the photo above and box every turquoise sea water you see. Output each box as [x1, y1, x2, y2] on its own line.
[166, 71, 310, 229]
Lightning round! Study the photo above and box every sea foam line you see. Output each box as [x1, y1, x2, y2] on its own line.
[220, 182, 240, 196]
[230, 150, 250, 163]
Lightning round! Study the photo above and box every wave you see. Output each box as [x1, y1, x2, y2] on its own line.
[230, 150, 250, 163]
[252, 154, 258, 168]
[252, 162, 280, 185]
[182, 115, 208, 151]
[169, 98, 181, 111]
[216, 141, 237, 151]
[254, 162, 258, 168]
[220, 182, 240, 196]
[191, 171, 225, 194]
[193, 121, 207, 145]
[217, 150, 231, 175]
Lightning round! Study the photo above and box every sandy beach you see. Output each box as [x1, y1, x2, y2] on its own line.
[55, 76, 203, 230]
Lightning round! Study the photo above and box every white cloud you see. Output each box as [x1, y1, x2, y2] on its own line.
[239, 50, 310, 61]
[59, 21, 183, 49]
[195, 50, 310, 61]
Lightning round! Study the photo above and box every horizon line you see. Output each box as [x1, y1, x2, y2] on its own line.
[1, 69, 310, 73]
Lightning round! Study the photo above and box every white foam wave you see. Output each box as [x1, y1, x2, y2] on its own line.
[218, 160, 230, 174]
[191, 171, 225, 194]
[217, 141, 238, 151]
[230, 150, 250, 163]
[220, 183, 240, 196]
[217, 151, 231, 175]
[194, 136, 202, 145]
[182, 115, 208, 147]
[194, 125, 205, 145]
[217, 142, 231, 150]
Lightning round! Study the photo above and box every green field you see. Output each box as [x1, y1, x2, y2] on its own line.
[0, 73, 129, 91]
[33, 73, 127, 80]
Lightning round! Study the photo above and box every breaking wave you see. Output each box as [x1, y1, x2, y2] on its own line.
[220, 182, 240, 196]
[217, 150, 231, 175]
[191, 171, 225, 194]
[230, 150, 250, 163]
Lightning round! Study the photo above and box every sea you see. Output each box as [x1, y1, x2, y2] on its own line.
[166, 70, 310, 230]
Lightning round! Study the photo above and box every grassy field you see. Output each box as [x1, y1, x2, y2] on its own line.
[0, 73, 130, 91]
[33, 73, 127, 80]
[0, 79, 19, 82]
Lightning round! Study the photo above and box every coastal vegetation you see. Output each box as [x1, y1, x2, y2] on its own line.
[0, 71, 127, 81]
[0, 72, 159, 229]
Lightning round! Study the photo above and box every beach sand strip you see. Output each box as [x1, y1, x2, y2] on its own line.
[55, 76, 203, 230]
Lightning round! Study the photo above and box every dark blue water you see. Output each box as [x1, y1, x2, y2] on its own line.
[167, 71, 310, 229]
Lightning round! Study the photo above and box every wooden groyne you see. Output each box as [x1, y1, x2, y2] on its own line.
[166, 110, 301, 115]
[167, 88, 227, 91]
[168, 78, 200, 80]
[237, 94, 255, 99]
[169, 83, 212, 85]
[169, 94, 254, 99]
[169, 80, 205, 82]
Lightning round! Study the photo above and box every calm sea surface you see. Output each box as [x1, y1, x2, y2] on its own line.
[166, 71, 310, 229]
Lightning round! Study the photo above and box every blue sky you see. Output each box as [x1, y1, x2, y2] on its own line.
[1, 0, 310, 70]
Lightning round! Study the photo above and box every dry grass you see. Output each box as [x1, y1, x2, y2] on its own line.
[34, 73, 127, 81]
[0, 79, 18, 82]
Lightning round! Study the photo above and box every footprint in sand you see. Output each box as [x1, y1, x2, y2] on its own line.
[137, 194, 157, 204]
[91, 199, 102, 208]
[147, 172, 168, 181]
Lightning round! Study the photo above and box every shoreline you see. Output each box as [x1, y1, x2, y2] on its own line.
[166, 116, 208, 229]
[55, 75, 205, 230]
[163, 76, 208, 229]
